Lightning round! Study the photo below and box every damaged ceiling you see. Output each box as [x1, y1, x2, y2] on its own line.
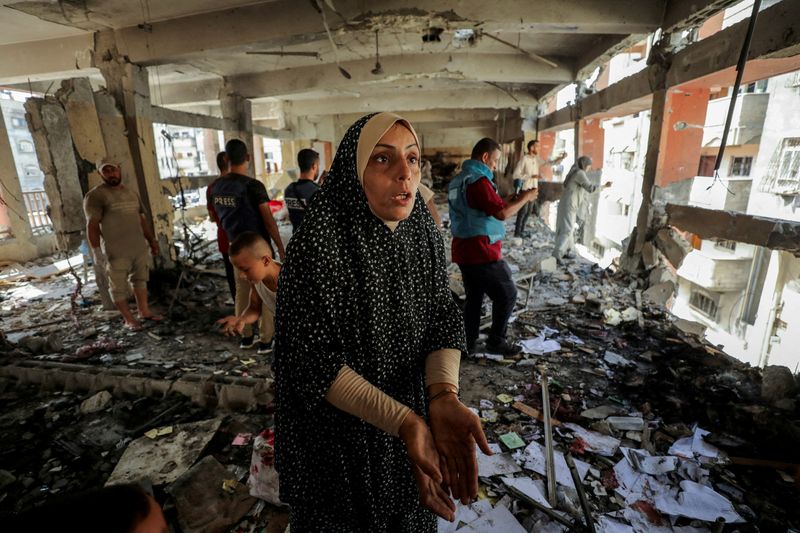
[0, 0, 738, 131]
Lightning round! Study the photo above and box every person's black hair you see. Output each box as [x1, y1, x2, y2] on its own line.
[527, 139, 539, 151]
[7, 483, 152, 533]
[216, 151, 228, 173]
[230, 230, 272, 258]
[297, 148, 320, 173]
[225, 139, 249, 166]
[471, 138, 501, 160]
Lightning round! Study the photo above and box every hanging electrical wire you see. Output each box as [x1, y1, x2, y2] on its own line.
[315, 0, 352, 79]
[707, 0, 762, 192]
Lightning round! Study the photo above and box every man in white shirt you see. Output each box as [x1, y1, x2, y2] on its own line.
[512, 140, 565, 237]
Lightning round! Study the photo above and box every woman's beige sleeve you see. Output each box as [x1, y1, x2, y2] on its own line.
[425, 348, 461, 388]
[325, 365, 412, 437]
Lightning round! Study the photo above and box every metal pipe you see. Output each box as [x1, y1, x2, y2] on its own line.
[541, 368, 558, 505]
[512, 490, 584, 531]
[566, 454, 596, 533]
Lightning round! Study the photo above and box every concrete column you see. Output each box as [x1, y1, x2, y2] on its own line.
[624, 88, 669, 271]
[252, 134, 265, 183]
[24, 97, 85, 251]
[219, 83, 254, 176]
[56, 78, 107, 191]
[95, 33, 174, 266]
[0, 105, 35, 256]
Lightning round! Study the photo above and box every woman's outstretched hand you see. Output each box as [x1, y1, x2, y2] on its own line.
[428, 393, 493, 504]
[399, 412, 456, 521]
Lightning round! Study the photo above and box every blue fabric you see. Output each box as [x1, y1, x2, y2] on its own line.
[209, 173, 271, 242]
[447, 160, 505, 244]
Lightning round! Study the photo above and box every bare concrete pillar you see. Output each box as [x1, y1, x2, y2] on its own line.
[624, 88, 668, 273]
[0, 105, 35, 257]
[219, 83, 254, 176]
[56, 78, 107, 191]
[252, 134, 265, 182]
[95, 32, 174, 266]
[24, 97, 85, 251]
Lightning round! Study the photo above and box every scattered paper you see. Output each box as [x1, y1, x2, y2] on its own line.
[240, 358, 257, 366]
[612, 455, 671, 505]
[481, 409, 499, 423]
[496, 393, 514, 404]
[438, 499, 493, 533]
[653, 480, 745, 523]
[454, 503, 526, 533]
[499, 432, 526, 450]
[668, 427, 721, 462]
[597, 515, 635, 533]
[604, 350, 634, 367]
[520, 336, 561, 355]
[477, 448, 522, 478]
[564, 422, 621, 457]
[144, 426, 173, 439]
[522, 441, 590, 489]
[621, 448, 678, 475]
[500, 476, 551, 508]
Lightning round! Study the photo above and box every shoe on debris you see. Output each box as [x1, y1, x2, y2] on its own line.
[257, 341, 273, 355]
[239, 336, 256, 349]
[485, 339, 522, 356]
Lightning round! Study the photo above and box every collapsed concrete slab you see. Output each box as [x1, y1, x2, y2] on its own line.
[653, 227, 692, 269]
[666, 204, 800, 256]
[106, 418, 222, 486]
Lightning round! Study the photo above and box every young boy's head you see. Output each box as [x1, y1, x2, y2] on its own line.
[229, 231, 276, 283]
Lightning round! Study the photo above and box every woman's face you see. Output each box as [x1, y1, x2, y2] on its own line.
[362, 123, 421, 222]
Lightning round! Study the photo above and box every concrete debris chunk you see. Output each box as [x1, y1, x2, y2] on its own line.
[106, 418, 222, 486]
[169, 455, 257, 533]
[642, 281, 675, 305]
[79, 390, 113, 414]
[606, 417, 645, 432]
[653, 227, 692, 269]
[761, 365, 797, 403]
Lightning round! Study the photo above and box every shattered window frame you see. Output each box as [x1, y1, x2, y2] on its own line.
[689, 288, 720, 320]
[729, 156, 752, 176]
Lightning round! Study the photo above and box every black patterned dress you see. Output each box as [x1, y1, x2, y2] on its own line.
[273, 114, 466, 532]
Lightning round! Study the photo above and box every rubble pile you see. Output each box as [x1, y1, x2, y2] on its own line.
[0, 378, 286, 531]
[0, 212, 797, 531]
[452, 248, 800, 531]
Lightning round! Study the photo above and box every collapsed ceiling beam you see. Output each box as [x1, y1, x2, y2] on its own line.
[228, 54, 572, 101]
[0, 34, 94, 85]
[283, 87, 537, 116]
[666, 204, 800, 256]
[538, 0, 800, 131]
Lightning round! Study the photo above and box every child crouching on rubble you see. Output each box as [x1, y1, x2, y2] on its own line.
[217, 231, 279, 340]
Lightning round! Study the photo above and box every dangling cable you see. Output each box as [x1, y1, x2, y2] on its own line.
[707, 0, 762, 192]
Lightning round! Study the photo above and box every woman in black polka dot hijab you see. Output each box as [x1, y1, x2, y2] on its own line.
[274, 113, 492, 532]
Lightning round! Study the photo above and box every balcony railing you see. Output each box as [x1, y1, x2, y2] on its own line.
[22, 190, 53, 235]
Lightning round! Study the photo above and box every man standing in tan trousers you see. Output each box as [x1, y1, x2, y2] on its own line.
[84, 158, 162, 331]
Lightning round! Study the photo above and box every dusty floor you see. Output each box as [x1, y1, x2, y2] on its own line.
[1, 212, 799, 531]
